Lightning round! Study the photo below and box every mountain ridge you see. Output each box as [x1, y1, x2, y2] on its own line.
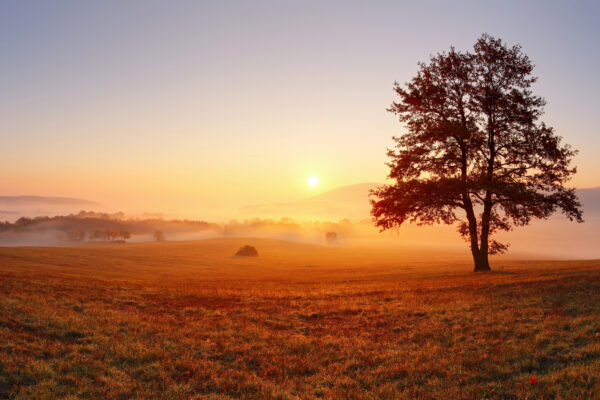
[0, 195, 99, 206]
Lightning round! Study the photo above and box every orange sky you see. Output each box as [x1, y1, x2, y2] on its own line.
[1, 2, 599, 219]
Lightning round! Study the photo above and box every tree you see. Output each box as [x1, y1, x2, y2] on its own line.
[153, 230, 165, 242]
[325, 231, 338, 245]
[370, 34, 583, 272]
[119, 230, 131, 241]
[106, 229, 119, 241]
[91, 230, 104, 241]
[65, 230, 85, 242]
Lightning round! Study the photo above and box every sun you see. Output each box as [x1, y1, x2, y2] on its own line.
[307, 176, 319, 187]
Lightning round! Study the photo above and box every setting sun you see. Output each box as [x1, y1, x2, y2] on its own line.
[307, 176, 319, 187]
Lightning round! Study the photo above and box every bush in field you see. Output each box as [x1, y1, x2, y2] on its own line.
[235, 245, 258, 257]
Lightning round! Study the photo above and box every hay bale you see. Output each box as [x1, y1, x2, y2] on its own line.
[235, 245, 258, 257]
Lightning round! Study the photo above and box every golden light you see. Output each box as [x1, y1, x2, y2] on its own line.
[307, 176, 319, 187]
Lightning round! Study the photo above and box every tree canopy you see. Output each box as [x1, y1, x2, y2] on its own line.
[371, 34, 583, 271]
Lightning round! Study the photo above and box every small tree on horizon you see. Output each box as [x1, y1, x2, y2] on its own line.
[153, 230, 165, 242]
[371, 34, 583, 272]
[325, 231, 338, 245]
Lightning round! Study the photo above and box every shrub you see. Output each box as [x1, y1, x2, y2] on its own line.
[235, 245, 258, 257]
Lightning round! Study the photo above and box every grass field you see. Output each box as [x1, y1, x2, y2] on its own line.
[1, 238, 600, 399]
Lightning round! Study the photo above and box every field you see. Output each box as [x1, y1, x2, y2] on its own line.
[1, 238, 600, 399]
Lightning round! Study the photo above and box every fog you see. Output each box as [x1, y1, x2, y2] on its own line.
[1, 209, 599, 260]
[1, 185, 599, 260]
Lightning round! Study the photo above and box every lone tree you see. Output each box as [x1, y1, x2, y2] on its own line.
[371, 34, 583, 272]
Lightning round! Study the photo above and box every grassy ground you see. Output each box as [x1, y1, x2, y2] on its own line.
[1, 238, 599, 399]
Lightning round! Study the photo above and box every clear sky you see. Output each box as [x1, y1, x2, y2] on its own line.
[1, 1, 599, 218]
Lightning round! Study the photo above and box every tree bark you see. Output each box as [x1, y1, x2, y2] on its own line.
[473, 250, 491, 272]
[467, 226, 492, 272]
[475, 196, 493, 272]
[463, 192, 491, 272]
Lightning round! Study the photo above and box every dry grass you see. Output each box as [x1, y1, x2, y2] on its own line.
[1, 238, 600, 399]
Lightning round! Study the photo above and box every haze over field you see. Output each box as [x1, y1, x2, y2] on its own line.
[2, 183, 600, 259]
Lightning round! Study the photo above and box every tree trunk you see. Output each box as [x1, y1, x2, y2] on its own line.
[473, 250, 491, 272]
[466, 211, 491, 272]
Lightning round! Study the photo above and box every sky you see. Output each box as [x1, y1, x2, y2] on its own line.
[1, 1, 599, 219]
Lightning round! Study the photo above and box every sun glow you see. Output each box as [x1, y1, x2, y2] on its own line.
[307, 176, 319, 187]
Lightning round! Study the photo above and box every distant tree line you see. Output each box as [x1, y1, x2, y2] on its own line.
[63, 229, 132, 242]
[0, 212, 352, 246]
[0, 212, 216, 236]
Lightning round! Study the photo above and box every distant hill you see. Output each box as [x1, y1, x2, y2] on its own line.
[242, 183, 600, 220]
[0, 196, 98, 206]
[240, 183, 379, 219]
[306, 183, 379, 203]
[578, 187, 600, 214]
[0, 196, 100, 221]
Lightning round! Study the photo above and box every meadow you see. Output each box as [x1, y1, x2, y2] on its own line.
[1, 238, 599, 399]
